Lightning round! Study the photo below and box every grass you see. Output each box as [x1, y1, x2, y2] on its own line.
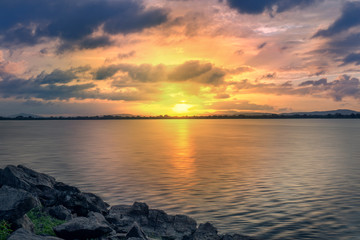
[27, 207, 66, 236]
[0, 220, 12, 240]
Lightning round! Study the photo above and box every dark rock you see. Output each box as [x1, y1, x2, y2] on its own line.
[221, 233, 260, 240]
[173, 214, 197, 235]
[109, 204, 132, 216]
[193, 222, 220, 240]
[48, 205, 72, 221]
[38, 188, 61, 207]
[126, 222, 148, 240]
[129, 202, 149, 216]
[59, 191, 109, 216]
[53, 182, 80, 193]
[148, 209, 174, 230]
[0, 185, 40, 222]
[106, 203, 148, 233]
[0, 165, 56, 193]
[12, 214, 35, 233]
[53, 214, 113, 239]
[8, 228, 62, 240]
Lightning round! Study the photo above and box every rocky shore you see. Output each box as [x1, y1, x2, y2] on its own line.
[0, 165, 258, 240]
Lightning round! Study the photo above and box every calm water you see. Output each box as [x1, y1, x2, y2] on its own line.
[1, 119, 360, 239]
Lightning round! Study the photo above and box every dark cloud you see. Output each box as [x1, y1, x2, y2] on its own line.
[0, 76, 95, 100]
[313, 1, 360, 38]
[118, 51, 136, 59]
[36, 69, 77, 84]
[168, 61, 226, 85]
[94, 61, 226, 85]
[262, 72, 277, 79]
[257, 42, 267, 49]
[226, 0, 321, 15]
[342, 53, 360, 66]
[299, 78, 327, 86]
[210, 100, 274, 111]
[94, 65, 122, 80]
[168, 61, 212, 81]
[299, 78, 327, 87]
[0, 0, 168, 50]
[231, 75, 360, 101]
[0, 73, 153, 101]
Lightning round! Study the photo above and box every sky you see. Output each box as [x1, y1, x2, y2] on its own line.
[1, 0, 360, 116]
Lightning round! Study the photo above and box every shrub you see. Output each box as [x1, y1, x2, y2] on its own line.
[0, 220, 12, 240]
[27, 208, 66, 236]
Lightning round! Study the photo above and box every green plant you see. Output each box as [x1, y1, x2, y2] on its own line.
[27, 208, 66, 236]
[0, 220, 12, 240]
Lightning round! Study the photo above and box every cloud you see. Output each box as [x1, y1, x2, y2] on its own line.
[0, 76, 95, 100]
[226, 0, 321, 15]
[118, 51, 136, 59]
[257, 42, 267, 49]
[94, 61, 226, 85]
[168, 61, 226, 85]
[298, 78, 327, 86]
[35, 69, 77, 84]
[313, 1, 360, 38]
[342, 53, 360, 66]
[0, 0, 168, 50]
[209, 100, 275, 111]
[231, 75, 360, 101]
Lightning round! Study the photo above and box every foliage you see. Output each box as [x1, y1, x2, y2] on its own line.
[0, 220, 12, 240]
[27, 207, 66, 236]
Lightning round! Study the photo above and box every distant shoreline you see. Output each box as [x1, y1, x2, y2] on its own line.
[1, 114, 360, 120]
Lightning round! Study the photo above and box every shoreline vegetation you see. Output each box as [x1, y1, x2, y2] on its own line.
[1, 113, 360, 120]
[0, 165, 258, 240]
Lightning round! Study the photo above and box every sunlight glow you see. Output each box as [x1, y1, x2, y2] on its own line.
[173, 103, 193, 113]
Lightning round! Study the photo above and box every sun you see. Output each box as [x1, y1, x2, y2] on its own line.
[172, 102, 193, 114]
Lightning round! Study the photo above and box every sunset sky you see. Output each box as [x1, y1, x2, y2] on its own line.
[1, 0, 360, 116]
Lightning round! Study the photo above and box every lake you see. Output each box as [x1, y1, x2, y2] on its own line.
[0, 119, 359, 239]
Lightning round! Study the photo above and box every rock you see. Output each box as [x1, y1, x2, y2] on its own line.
[8, 228, 62, 240]
[0, 185, 40, 222]
[173, 214, 197, 236]
[53, 182, 80, 193]
[38, 188, 61, 207]
[0, 165, 56, 193]
[12, 214, 35, 232]
[106, 203, 149, 233]
[192, 222, 220, 240]
[48, 205, 72, 221]
[109, 204, 132, 216]
[53, 215, 113, 239]
[126, 222, 148, 240]
[129, 202, 149, 216]
[59, 191, 109, 216]
[221, 234, 260, 240]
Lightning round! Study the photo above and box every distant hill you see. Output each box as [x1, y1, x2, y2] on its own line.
[7, 113, 43, 118]
[281, 109, 359, 116]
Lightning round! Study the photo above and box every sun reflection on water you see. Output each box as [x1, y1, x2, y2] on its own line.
[168, 120, 195, 186]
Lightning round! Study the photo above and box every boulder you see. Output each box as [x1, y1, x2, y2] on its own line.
[12, 214, 35, 232]
[129, 202, 149, 216]
[173, 214, 197, 236]
[126, 222, 148, 240]
[53, 214, 113, 239]
[8, 228, 62, 240]
[221, 233, 259, 240]
[0, 165, 56, 193]
[0, 185, 40, 222]
[192, 222, 220, 240]
[59, 191, 109, 216]
[48, 205, 72, 221]
[53, 182, 80, 193]
[147, 209, 175, 230]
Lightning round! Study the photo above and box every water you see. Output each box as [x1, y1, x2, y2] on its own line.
[0, 119, 360, 239]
